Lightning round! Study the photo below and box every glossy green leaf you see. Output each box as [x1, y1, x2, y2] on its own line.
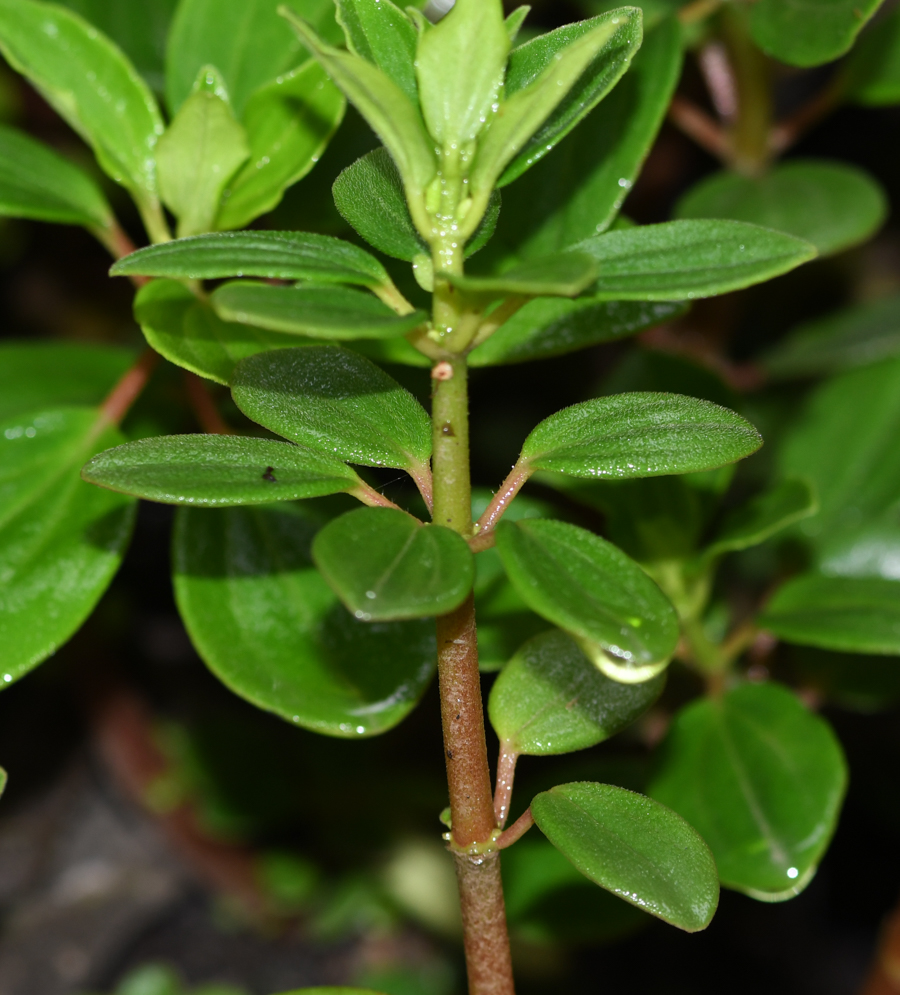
[649, 682, 847, 900]
[443, 253, 597, 300]
[469, 298, 685, 366]
[675, 160, 887, 258]
[571, 220, 817, 301]
[0, 123, 113, 229]
[0, 342, 134, 420]
[488, 629, 665, 755]
[846, 6, 900, 105]
[232, 346, 432, 472]
[312, 507, 473, 621]
[82, 434, 361, 506]
[750, 0, 884, 68]
[0, 0, 165, 219]
[495, 8, 643, 188]
[0, 407, 136, 685]
[761, 575, 900, 655]
[521, 393, 761, 479]
[113, 231, 390, 288]
[174, 504, 436, 736]
[217, 60, 345, 231]
[495, 519, 679, 682]
[336, 0, 418, 105]
[702, 478, 817, 560]
[763, 294, 900, 380]
[156, 67, 250, 237]
[211, 282, 427, 340]
[531, 782, 719, 931]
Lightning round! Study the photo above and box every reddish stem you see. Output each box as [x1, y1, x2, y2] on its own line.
[455, 853, 515, 995]
[410, 463, 435, 516]
[352, 482, 408, 512]
[668, 94, 733, 164]
[94, 219, 149, 287]
[496, 808, 534, 851]
[475, 462, 532, 537]
[100, 348, 159, 426]
[184, 373, 233, 435]
[494, 746, 519, 829]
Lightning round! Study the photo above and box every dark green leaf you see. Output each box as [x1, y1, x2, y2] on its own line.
[761, 575, 900, 654]
[495, 519, 679, 682]
[443, 253, 597, 300]
[531, 781, 719, 931]
[336, 0, 418, 105]
[572, 220, 817, 300]
[211, 282, 427, 340]
[232, 346, 432, 472]
[521, 393, 761, 479]
[312, 507, 473, 621]
[0, 123, 113, 229]
[488, 629, 665, 755]
[750, 0, 884, 68]
[174, 504, 435, 736]
[787, 645, 900, 713]
[649, 682, 847, 899]
[0, 407, 136, 685]
[675, 160, 887, 258]
[846, 6, 900, 105]
[82, 434, 362, 505]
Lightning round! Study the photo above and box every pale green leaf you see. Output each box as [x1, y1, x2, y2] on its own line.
[336, 0, 418, 105]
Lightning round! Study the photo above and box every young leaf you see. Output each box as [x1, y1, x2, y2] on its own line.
[494, 519, 679, 683]
[216, 61, 345, 231]
[113, 231, 391, 288]
[675, 160, 887, 258]
[0, 0, 165, 222]
[442, 253, 598, 300]
[336, 0, 418, 106]
[488, 629, 665, 756]
[156, 66, 250, 237]
[173, 504, 436, 737]
[762, 294, 900, 380]
[231, 346, 432, 472]
[571, 220, 817, 301]
[496, 8, 643, 188]
[750, 0, 884, 68]
[531, 782, 719, 932]
[760, 575, 900, 655]
[82, 434, 362, 506]
[520, 393, 762, 479]
[505, 6, 530, 43]
[845, 6, 900, 106]
[0, 407, 136, 685]
[649, 683, 847, 900]
[0, 123, 113, 230]
[312, 507, 474, 621]
[211, 282, 427, 340]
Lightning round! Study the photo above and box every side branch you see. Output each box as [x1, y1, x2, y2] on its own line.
[475, 462, 532, 537]
[100, 348, 159, 426]
[497, 808, 534, 850]
[494, 746, 519, 829]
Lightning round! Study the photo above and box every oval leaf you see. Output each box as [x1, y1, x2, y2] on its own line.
[531, 781, 719, 932]
[649, 682, 848, 900]
[750, 0, 883, 68]
[312, 507, 474, 621]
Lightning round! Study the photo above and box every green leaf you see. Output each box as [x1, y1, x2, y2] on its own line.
[0, 767, 6, 798]
[443, 253, 597, 300]
[488, 629, 665, 755]
[702, 478, 817, 560]
[336, 0, 418, 106]
[469, 298, 686, 366]
[0, 407, 136, 685]
[531, 782, 719, 931]
[0, 342, 134, 420]
[760, 575, 900, 655]
[113, 231, 390, 288]
[521, 393, 761, 479]
[312, 507, 473, 621]
[675, 160, 887, 258]
[216, 60, 345, 231]
[787, 645, 900, 713]
[173, 504, 435, 737]
[0, 122, 113, 229]
[496, 8, 644, 188]
[846, 6, 900, 105]
[571, 220, 817, 300]
[762, 294, 900, 380]
[649, 682, 847, 900]
[156, 66, 250, 237]
[272, 989, 389, 994]
[232, 346, 432, 472]
[495, 519, 679, 683]
[750, 0, 884, 68]
[0, 0, 165, 221]
[505, 6, 530, 44]
[82, 434, 362, 506]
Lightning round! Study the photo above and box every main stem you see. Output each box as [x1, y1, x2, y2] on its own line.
[431, 239, 516, 995]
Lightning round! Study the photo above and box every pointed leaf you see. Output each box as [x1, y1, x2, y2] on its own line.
[495, 519, 679, 683]
[750, 0, 884, 68]
[531, 782, 719, 932]
[337, 0, 418, 104]
[232, 346, 432, 472]
[82, 434, 361, 506]
[521, 393, 761, 479]
[174, 504, 436, 736]
[211, 281, 427, 340]
[488, 629, 665, 756]
[442, 253, 597, 300]
[846, 6, 900, 106]
[649, 683, 847, 900]
[505, 6, 530, 43]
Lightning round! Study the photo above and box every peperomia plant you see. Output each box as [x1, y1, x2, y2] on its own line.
[2, 0, 899, 991]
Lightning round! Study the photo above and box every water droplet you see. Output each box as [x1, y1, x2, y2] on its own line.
[787, 867, 799, 879]
[356, 725, 365, 734]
